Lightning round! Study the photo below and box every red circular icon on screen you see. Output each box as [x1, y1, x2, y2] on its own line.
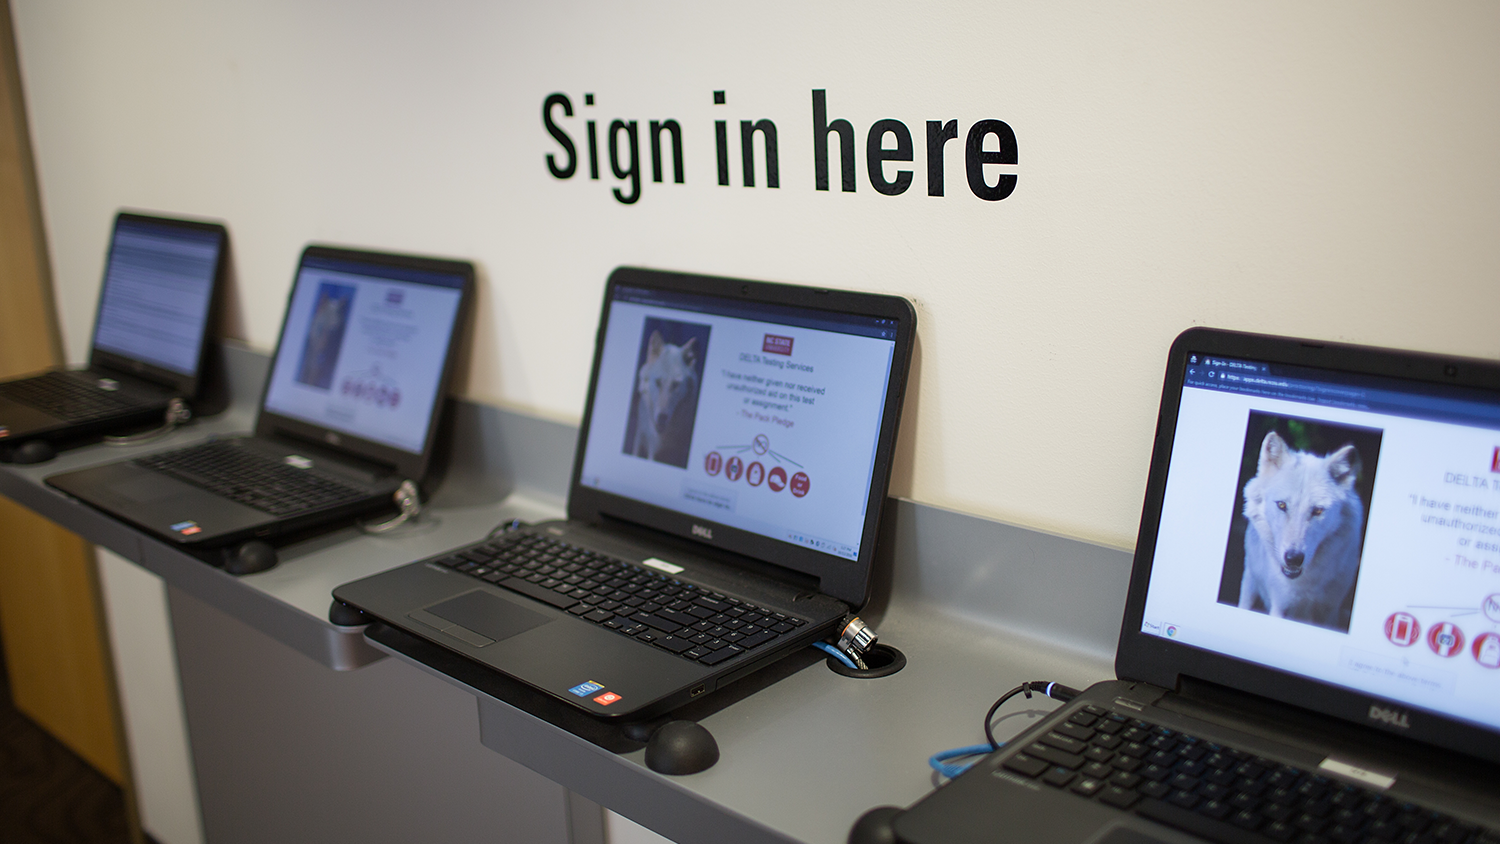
[725, 456, 744, 482]
[1473, 632, 1500, 669]
[704, 451, 723, 476]
[767, 466, 787, 492]
[746, 461, 765, 486]
[1384, 612, 1421, 647]
[1428, 622, 1465, 658]
[790, 472, 810, 498]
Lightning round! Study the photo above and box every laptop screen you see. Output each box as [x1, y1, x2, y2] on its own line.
[91, 214, 225, 376]
[261, 252, 467, 455]
[576, 282, 902, 566]
[1138, 345, 1500, 735]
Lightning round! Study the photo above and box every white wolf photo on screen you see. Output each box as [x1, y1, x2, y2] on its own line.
[1217, 412, 1383, 632]
[622, 317, 711, 469]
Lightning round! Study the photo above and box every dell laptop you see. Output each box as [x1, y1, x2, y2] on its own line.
[334, 266, 915, 721]
[47, 245, 474, 548]
[892, 327, 1500, 844]
[0, 211, 228, 456]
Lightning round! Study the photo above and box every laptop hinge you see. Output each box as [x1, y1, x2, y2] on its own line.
[88, 354, 183, 392]
[595, 511, 824, 595]
[1164, 675, 1496, 800]
[1167, 675, 1373, 746]
[262, 430, 399, 478]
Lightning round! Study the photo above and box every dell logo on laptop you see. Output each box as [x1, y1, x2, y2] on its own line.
[692, 524, 713, 540]
[1368, 704, 1411, 729]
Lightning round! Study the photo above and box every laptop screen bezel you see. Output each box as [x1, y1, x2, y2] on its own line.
[253, 244, 475, 482]
[87, 211, 229, 395]
[1116, 326, 1500, 766]
[566, 266, 916, 609]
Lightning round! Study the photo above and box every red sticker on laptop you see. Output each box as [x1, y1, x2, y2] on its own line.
[593, 691, 622, 706]
[170, 520, 202, 536]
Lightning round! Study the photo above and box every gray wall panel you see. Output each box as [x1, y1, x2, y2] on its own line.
[168, 586, 574, 844]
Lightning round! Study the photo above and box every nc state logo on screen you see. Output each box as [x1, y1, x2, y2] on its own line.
[1492, 446, 1499, 473]
[762, 334, 794, 356]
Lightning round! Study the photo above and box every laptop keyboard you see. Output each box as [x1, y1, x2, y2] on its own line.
[435, 532, 807, 665]
[135, 440, 368, 517]
[1000, 706, 1497, 844]
[0, 371, 134, 421]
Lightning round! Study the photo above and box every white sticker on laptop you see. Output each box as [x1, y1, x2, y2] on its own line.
[1318, 757, 1396, 790]
[643, 557, 684, 574]
[284, 455, 313, 469]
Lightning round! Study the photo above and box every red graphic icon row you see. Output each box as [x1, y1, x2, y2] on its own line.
[340, 376, 402, 409]
[1384, 612, 1500, 667]
[703, 451, 809, 497]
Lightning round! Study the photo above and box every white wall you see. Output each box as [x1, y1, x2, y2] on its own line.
[95, 548, 204, 844]
[11, 1, 1500, 551]
[607, 812, 675, 844]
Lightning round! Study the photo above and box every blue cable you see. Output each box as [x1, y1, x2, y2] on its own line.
[928, 743, 997, 779]
[814, 641, 858, 669]
[930, 680, 1079, 779]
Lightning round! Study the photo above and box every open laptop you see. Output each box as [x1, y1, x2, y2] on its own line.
[46, 245, 474, 549]
[334, 266, 915, 721]
[892, 327, 1500, 844]
[0, 211, 228, 457]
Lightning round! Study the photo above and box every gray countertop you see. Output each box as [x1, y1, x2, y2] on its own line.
[1, 341, 1134, 844]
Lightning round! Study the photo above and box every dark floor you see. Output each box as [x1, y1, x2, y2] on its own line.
[0, 644, 132, 844]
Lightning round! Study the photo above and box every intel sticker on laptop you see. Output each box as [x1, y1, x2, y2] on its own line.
[170, 520, 202, 536]
[568, 680, 604, 697]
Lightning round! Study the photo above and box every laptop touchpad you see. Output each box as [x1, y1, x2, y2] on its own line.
[1091, 825, 1180, 844]
[414, 590, 552, 647]
[118, 473, 197, 504]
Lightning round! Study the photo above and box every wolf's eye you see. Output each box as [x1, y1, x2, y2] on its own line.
[1276, 501, 1287, 512]
[1310, 506, 1324, 517]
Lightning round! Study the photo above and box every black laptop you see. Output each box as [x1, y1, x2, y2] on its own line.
[334, 266, 915, 721]
[0, 211, 227, 456]
[892, 327, 1500, 844]
[47, 245, 474, 548]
